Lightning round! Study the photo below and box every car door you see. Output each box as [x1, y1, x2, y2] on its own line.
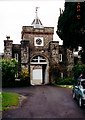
[75, 82, 80, 99]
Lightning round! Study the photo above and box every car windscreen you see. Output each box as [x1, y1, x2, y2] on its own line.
[81, 81, 85, 89]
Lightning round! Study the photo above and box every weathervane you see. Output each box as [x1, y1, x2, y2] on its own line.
[35, 7, 39, 15]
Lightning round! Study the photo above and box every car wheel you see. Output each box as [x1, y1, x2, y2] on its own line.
[79, 98, 83, 107]
[73, 92, 76, 99]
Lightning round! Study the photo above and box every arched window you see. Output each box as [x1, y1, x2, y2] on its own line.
[31, 55, 46, 64]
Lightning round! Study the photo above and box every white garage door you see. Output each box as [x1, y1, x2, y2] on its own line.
[32, 69, 42, 85]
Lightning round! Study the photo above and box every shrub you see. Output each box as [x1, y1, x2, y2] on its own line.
[21, 68, 29, 80]
[56, 77, 74, 85]
[0, 58, 18, 87]
[20, 67, 30, 86]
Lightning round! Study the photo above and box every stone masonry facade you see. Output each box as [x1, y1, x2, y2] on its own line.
[3, 26, 74, 85]
[3, 8, 74, 85]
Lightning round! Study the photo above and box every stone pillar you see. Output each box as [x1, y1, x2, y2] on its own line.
[49, 41, 59, 83]
[4, 36, 13, 59]
[49, 41, 59, 65]
[67, 49, 74, 77]
[21, 40, 29, 64]
[21, 40, 30, 84]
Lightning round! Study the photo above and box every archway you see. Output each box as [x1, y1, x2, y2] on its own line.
[30, 55, 49, 85]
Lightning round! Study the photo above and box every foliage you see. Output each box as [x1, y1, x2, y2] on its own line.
[2, 92, 19, 111]
[0, 59, 18, 86]
[72, 64, 85, 79]
[57, 2, 85, 49]
[55, 77, 74, 85]
[21, 67, 29, 80]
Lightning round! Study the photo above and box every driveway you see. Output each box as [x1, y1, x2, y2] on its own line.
[2, 85, 85, 118]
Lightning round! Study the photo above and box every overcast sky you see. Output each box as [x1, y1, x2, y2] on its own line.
[0, 0, 65, 53]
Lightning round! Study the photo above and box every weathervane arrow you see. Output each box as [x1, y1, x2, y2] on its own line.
[35, 7, 39, 13]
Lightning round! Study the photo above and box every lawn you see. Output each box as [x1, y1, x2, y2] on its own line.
[0, 92, 2, 111]
[0, 92, 19, 111]
[57, 85, 73, 89]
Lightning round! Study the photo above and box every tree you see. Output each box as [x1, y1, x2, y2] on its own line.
[57, 2, 85, 50]
[0, 59, 18, 86]
[72, 64, 85, 79]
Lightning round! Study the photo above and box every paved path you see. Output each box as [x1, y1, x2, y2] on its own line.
[2, 85, 85, 118]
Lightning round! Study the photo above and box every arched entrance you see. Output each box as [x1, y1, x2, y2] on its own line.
[30, 55, 49, 85]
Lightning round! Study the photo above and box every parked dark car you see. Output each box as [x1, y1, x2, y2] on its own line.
[72, 78, 85, 107]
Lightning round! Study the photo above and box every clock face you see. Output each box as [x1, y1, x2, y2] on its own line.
[34, 37, 43, 46]
[36, 38, 42, 45]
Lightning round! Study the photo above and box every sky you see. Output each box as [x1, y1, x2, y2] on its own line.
[0, 0, 65, 53]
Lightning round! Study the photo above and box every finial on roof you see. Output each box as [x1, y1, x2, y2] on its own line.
[6, 35, 10, 40]
[31, 7, 44, 28]
[35, 7, 39, 19]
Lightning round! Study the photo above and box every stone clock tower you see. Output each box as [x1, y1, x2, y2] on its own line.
[21, 7, 55, 85]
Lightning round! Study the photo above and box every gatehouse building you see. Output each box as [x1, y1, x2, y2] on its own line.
[3, 8, 74, 85]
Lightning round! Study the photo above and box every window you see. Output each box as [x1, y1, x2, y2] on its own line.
[14, 53, 18, 62]
[31, 55, 46, 63]
[59, 54, 62, 62]
[61, 72, 63, 78]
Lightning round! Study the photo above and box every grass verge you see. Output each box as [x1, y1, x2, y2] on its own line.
[53, 83, 73, 89]
[0, 92, 2, 111]
[57, 85, 73, 89]
[0, 92, 19, 111]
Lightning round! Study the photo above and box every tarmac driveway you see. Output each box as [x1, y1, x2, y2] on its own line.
[2, 85, 85, 118]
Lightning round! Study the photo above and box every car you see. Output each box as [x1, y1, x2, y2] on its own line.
[72, 78, 85, 107]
